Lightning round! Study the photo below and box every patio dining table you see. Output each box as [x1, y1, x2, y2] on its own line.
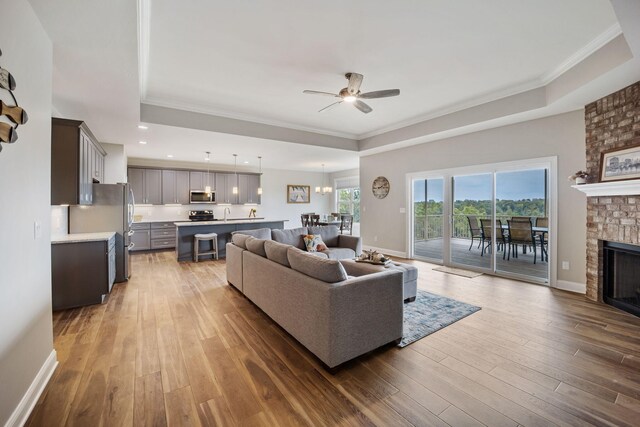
[500, 224, 548, 262]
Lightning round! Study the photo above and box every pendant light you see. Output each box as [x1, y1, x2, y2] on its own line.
[316, 164, 333, 195]
[232, 154, 238, 194]
[204, 151, 211, 194]
[257, 156, 263, 195]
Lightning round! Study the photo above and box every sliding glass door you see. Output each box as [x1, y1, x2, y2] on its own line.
[409, 159, 552, 284]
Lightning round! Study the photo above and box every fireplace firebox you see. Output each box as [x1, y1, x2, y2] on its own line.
[603, 241, 640, 317]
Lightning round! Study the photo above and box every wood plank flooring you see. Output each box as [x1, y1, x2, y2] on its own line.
[27, 250, 640, 426]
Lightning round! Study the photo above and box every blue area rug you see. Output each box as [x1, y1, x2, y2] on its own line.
[399, 289, 481, 347]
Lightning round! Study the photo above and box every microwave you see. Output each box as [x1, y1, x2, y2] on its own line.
[190, 190, 215, 204]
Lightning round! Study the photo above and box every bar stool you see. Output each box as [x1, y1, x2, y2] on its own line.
[193, 232, 219, 262]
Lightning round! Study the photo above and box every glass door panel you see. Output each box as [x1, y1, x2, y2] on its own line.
[413, 178, 444, 262]
[451, 173, 493, 270]
[495, 169, 549, 281]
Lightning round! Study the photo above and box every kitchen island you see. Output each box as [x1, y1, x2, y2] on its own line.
[174, 219, 287, 261]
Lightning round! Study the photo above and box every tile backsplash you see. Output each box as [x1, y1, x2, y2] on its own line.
[51, 206, 68, 237]
[132, 204, 261, 222]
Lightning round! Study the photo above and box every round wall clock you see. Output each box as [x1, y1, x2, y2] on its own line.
[372, 176, 390, 199]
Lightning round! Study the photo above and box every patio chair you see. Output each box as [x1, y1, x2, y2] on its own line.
[507, 219, 540, 264]
[466, 215, 482, 250]
[535, 217, 549, 261]
[480, 219, 507, 259]
[339, 214, 353, 235]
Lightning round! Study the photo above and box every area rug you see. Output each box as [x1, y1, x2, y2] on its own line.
[432, 266, 483, 278]
[398, 290, 481, 347]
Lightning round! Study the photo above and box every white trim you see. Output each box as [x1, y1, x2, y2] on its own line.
[571, 179, 640, 197]
[4, 350, 58, 427]
[137, 0, 151, 99]
[361, 244, 407, 259]
[554, 280, 587, 294]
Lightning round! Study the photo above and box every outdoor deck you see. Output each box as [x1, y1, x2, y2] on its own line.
[414, 237, 548, 280]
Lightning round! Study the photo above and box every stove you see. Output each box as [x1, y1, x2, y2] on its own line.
[189, 210, 214, 221]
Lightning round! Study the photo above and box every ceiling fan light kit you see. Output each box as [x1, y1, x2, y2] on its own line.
[303, 72, 399, 114]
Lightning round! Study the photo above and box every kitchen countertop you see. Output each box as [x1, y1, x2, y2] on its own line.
[51, 231, 116, 244]
[174, 219, 286, 227]
[134, 217, 266, 224]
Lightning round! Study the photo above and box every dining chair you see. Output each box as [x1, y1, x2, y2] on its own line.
[309, 214, 320, 226]
[480, 219, 507, 259]
[300, 214, 310, 227]
[466, 215, 482, 250]
[339, 214, 353, 235]
[507, 219, 540, 263]
[331, 212, 341, 220]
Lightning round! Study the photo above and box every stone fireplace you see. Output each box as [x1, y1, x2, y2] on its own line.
[585, 81, 640, 303]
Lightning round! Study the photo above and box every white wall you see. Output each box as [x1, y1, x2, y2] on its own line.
[360, 111, 586, 285]
[129, 167, 331, 229]
[0, 1, 55, 425]
[101, 142, 127, 184]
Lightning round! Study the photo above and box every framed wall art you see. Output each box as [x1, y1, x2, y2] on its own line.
[287, 185, 310, 203]
[599, 141, 640, 182]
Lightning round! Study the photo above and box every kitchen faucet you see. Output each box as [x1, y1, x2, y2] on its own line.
[224, 207, 231, 222]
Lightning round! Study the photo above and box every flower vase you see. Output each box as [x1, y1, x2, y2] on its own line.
[575, 177, 586, 185]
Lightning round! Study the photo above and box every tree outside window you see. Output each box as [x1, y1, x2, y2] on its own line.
[337, 187, 360, 222]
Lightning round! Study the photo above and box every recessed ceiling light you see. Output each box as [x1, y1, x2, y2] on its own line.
[243, 161, 249, 164]
[139, 141, 147, 145]
[167, 154, 174, 158]
[138, 125, 148, 130]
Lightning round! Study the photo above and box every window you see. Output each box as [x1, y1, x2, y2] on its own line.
[337, 187, 360, 222]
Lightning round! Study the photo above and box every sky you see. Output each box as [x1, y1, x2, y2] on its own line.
[413, 169, 546, 202]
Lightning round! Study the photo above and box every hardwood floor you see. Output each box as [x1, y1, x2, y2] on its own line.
[27, 250, 640, 426]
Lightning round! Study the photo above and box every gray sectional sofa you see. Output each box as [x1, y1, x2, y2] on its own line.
[225, 227, 404, 368]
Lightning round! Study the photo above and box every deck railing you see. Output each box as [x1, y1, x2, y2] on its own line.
[415, 214, 542, 241]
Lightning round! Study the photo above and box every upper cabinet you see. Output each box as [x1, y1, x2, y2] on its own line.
[162, 170, 190, 205]
[238, 174, 261, 204]
[51, 118, 106, 205]
[128, 167, 162, 204]
[189, 171, 215, 192]
[215, 173, 238, 204]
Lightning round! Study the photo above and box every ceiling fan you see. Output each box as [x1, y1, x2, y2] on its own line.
[303, 72, 399, 114]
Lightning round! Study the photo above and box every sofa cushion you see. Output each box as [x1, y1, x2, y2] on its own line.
[320, 247, 356, 260]
[231, 233, 250, 249]
[287, 247, 348, 283]
[308, 225, 340, 247]
[231, 227, 272, 240]
[303, 234, 327, 252]
[264, 240, 292, 267]
[245, 237, 267, 257]
[272, 227, 307, 249]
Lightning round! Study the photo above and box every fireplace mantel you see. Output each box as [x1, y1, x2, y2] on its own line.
[572, 179, 640, 197]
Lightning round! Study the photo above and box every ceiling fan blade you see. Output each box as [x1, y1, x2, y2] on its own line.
[303, 90, 340, 97]
[359, 89, 400, 99]
[319, 101, 343, 113]
[353, 100, 372, 114]
[346, 73, 364, 95]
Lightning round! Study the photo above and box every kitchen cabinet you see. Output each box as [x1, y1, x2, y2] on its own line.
[128, 167, 162, 204]
[51, 118, 106, 205]
[162, 170, 190, 204]
[51, 234, 116, 310]
[130, 222, 150, 251]
[189, 171, 214, 191]
[215, 173, 238, 204]
[238, 174, 261, 204]
[150, 222, 176, 249]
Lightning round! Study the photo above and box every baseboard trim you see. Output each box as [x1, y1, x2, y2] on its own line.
[554, 280, 586, 294]
[4, 350, 57, 427]
[361, 245, 407, 259]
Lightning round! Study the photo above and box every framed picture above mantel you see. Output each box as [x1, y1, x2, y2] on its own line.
[287, 185, 310, 204]
[599, 141, 640, 183]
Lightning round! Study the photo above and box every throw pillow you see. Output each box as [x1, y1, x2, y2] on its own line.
[287, 247, 348, 283]
[303, 234, 327, 252]
[245, 236, 267, 257]
[231, 233, 250, 249]
[264, 240, 292, 267]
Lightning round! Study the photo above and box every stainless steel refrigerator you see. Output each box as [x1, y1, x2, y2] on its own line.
[69, 183, 134, 282]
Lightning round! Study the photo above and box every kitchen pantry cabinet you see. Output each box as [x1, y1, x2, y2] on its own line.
[51, 118, 106, 205]
[128, 167, 162, 204]
[162, 170, 190, 204]
[238, 174, 261, 204]
[215, 173, 238, 204]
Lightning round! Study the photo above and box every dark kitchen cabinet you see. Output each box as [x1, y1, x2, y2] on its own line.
[128, 167, 162, 204]
[51, 118, 106, 205]
[215, 173, 238, 204]
[162, 170, 190, 204]
[238, 174, 261, 204]
[51, 235, 116, 310]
